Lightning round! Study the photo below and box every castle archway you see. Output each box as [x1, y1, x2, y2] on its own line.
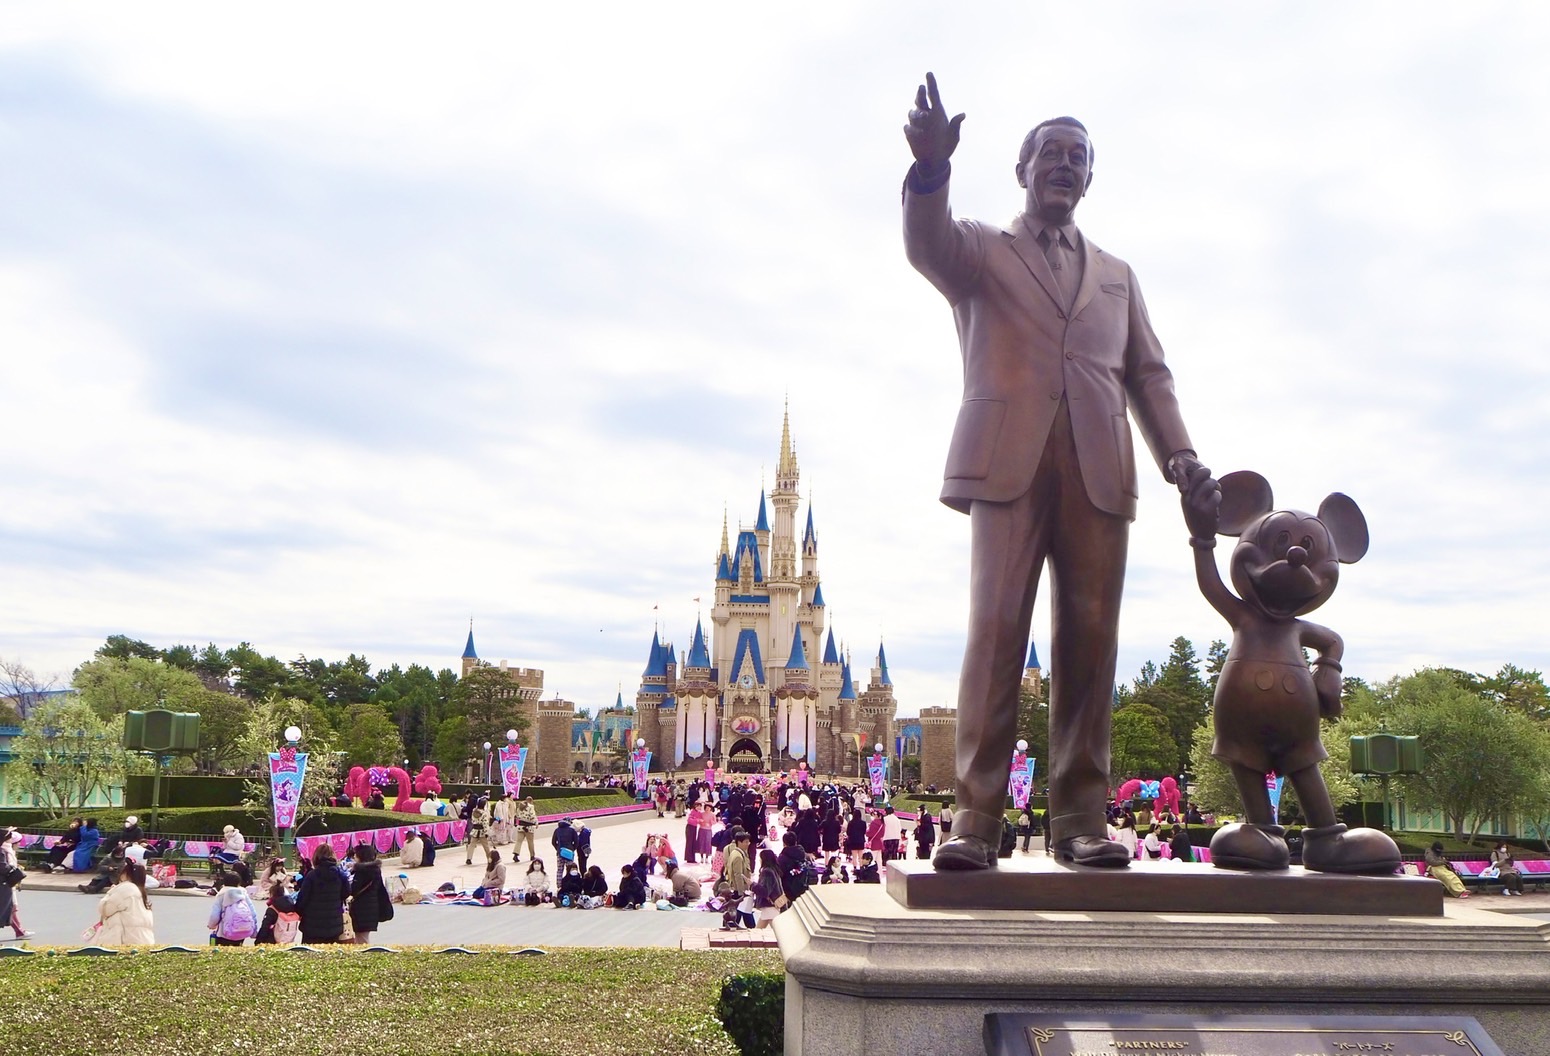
[727, 737, 763, 773]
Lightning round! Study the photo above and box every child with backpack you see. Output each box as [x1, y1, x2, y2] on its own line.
[207, 870, 260, 946]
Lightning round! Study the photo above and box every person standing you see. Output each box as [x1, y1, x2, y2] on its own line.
[1016, 808, 1035, 854]
[514, 797, 538, 862]
[295, 844, 350, 943]
[551, 817, 578, 876]
[903, 73, 1201, 871]
[938, 803, 953, 837]
[349, 843, 392, 943]
[207, 870, 260, 946]
[464, 796, 493, 865]
[0, 828, 33, 938]
[915, 808, 937, 860]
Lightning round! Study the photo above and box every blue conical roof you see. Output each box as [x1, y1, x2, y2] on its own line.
[615, 691, 624, 709]
[755, 491, 769, 532]
[716, 551, 734, 581]
[822, 628, 839, 665]
[462, 628, 478, 660]
[686, 618, 711, 669]
[803, 506, 816, 545]
[877, 641, 892, 686]
[643, 630, 668, 678]
[812, 582, 826, 607]
[1026, 640, 1041, 670]
[838, 659, 857, 700]
[787, 625, 809, 671]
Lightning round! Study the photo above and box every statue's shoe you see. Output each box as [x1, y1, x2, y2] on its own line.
[1051, 834, 1131, 868]
[1209, 823, 1290, 871]
[1300, 823, 1402, 875]
[932, 834, 998, 871]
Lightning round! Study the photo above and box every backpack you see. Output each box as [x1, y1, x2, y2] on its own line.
[273, 911, 300, 944]
[217, 895, 259, 941]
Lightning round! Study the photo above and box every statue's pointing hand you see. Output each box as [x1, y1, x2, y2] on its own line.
[904, 71, 965, 178]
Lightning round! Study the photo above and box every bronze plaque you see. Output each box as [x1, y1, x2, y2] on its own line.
[983, 1014, 1505, 1056]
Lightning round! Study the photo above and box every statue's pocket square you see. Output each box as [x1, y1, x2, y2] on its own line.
[1100, 281, 1129, 297]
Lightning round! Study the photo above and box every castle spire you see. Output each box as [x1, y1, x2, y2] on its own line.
[778, 398, 798, 481]
[719, 505, 730, 556]
[462, 620, 478, 661]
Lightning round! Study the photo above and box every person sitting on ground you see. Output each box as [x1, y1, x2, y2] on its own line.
[1490, 842, 1524, 896]
[1424, 841, 1469, 898]
[400, 830, 424, 869]
[523, 857, 550, 900]
[853, 851, 880, 884]
[79, 843, 127, 895]
[665, 861, 701, 907]
[208, 869, 261, 946]
[96, 859, 154, 946]
[615, 864, 648, 909]
[366, 789, 385, 810]
[556, 862, 584, 905]
[478, 849, 507, 901]
[580, 865, 609, 901]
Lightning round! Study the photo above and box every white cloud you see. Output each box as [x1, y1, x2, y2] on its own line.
[2, 4, 1548, 714]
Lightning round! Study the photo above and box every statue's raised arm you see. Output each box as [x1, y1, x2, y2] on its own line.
[903, 72, 965, 179]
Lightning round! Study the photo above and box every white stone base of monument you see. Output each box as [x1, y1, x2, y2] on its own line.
[773, 883, 1550, 1056]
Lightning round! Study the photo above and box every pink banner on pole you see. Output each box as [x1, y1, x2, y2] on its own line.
[497, 743, 528, 798]
[268, 747, 308, 831]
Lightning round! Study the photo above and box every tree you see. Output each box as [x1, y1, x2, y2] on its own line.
[1115, 637, 1210, 774]
[95, 635, 161, 662]
[1481, 663, 1550, 721]
[1109, 703, 1177, 781]
[190, 686, 256, 773]
[72, 656, 208, 720]
[432, 715, 473, 776]
[237, 695, 343, 834]
[1372, 669, 1545, 842]
[1187, 715, 1370, 821]
[3, 699, 133, 812]
[1, 656, 59, 720]
[338, 703, 405, 769]
[1204, 640, 1227, 696]
[456, 664, 531, 750]
[1015, 684, 1050, 781]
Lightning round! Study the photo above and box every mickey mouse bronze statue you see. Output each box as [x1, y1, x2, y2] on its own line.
[1183, 470, 1400, 874]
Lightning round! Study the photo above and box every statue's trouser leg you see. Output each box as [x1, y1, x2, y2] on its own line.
[954, 400, 1129, 847]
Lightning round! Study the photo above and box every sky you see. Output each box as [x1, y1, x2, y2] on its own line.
[3, 4, 1548, 718]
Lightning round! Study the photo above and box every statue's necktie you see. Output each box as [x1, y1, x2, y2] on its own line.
[1042, 227, 1072, 309]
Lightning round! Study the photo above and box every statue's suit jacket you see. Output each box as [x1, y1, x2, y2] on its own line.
[903, 177, 1192, 515]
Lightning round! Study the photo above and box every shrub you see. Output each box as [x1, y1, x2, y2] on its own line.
[717, 970, 785, 1056]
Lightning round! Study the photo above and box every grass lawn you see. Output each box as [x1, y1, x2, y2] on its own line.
[0, 946, 782, 1056]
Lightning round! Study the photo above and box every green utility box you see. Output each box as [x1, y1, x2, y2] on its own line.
[123, 709, 201, 754]
[1349, 732, 1422, 775]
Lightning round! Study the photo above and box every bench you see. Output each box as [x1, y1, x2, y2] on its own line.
[1439, 858, 1549, 894]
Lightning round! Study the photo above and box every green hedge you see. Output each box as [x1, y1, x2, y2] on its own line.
[124, 775, 249, 809]
[717, 971, 785, 1056]
[0, 948, 780, 1055]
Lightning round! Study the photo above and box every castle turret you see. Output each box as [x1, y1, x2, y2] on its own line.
[769, 410, 802, 672]
[1023, 640, 1043, 698]
[461, 623, 479, 677]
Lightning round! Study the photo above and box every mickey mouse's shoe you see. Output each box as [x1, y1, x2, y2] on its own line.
[1209, 822, 1290, 871]
[1299, 823, 1401, 875]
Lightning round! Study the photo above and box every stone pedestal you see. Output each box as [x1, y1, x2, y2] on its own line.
[774, 881, 1550, 1056]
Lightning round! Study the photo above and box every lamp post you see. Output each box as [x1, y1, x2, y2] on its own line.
[483, 741, 492, 785]
[281, 725, 302, 866]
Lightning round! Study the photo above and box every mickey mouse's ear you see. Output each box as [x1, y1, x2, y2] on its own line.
[1217, 471, 1273, 536]
[1318, 493, 1368, 563]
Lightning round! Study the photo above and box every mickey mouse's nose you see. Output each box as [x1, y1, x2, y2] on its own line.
[1286, 545, 1308, 568]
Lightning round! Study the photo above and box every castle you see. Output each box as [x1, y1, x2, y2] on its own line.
[635, 413, 898, 775]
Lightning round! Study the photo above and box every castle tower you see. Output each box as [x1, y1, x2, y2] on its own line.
[919, 706, 958, 789]
[461, 623, 479, 677]
[536, 696, 575, 777]
[816, 626, 842, 773]
[635, 630, 672, 764]
[858, 641, 899, 761]
[1022, 640, 1044, 699]
[670, 617, 718, 767]
[768, 407, 802, 676]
